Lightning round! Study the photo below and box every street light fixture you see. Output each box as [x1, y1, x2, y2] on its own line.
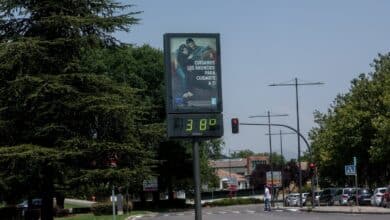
[265, 130, 295, 204]
[249, 111, 288, 206]
[269, 77, 324, 207]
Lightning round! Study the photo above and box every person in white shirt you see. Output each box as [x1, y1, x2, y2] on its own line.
[264, 185, 272, 211]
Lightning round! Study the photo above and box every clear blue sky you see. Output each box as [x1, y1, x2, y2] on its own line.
[117, 0, 390, 159]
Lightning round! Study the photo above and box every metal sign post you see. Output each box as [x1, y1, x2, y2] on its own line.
[345, 159, 358, 206]
[112, 186, 116, 220]
[193, 141, 202, 220]
[354, 157, 358, 206]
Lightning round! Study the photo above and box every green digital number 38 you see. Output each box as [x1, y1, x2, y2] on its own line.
[186, 118, 217, 132]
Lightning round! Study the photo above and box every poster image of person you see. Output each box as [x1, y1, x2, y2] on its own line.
[169, 37, 219, 110]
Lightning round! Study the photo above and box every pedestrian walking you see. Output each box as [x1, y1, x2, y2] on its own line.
[264, 185, 272, 211]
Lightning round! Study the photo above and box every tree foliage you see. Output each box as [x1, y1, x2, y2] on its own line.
[0, 1, 154, 219]
[80, 44, 222, 197]
[250, 159, 309, 190]
[309, 54, 390, 186]
[230, 149, 255, 159]
[230, 150, 285, 167]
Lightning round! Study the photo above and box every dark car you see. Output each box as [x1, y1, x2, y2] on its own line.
[383, 186, 390, 208]
[319, 188, 340, 206]
[17, 198, 42, 216]
[348, 188, 372, 205]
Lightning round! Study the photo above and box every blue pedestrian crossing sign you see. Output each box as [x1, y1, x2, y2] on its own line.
[345, 165, 356, 175]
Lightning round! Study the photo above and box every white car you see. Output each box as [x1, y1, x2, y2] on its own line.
[285, 193, 300, 206]
[371, 187, 387, 206]
[302, 193, 309, 206]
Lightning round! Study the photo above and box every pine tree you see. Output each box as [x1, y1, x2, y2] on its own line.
[0, 1, 153, 219]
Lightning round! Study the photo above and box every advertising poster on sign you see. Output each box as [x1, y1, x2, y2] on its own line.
[164, 33, 222, 113]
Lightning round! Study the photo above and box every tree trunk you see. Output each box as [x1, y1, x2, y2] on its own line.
[168, 189, 175, 201]
[41, 170, 54, 220]
[152, 191, 160, 208]
[41, 192, 53, 220]
[55, 192, 65, 209]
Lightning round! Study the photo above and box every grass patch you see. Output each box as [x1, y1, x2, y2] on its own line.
[55, 211, 150, 220]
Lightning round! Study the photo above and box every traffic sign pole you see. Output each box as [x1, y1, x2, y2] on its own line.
[354, 157, 358, 206]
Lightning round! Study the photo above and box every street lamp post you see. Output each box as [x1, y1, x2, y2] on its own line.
[228, 149, 241, 194]
[265, 130, 295, 205]
[269, 77, 323, 207]
[249, 112, 288, 206]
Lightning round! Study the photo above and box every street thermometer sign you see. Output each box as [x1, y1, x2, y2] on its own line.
[164, 33, 223, 138]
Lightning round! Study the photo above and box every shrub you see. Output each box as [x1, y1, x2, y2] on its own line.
[91, 201, 132, 216]
[203, 198, 262, 207]
[91, 202, 114, 216]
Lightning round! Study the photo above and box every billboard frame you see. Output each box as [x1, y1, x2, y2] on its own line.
[164, 33, 223, 114]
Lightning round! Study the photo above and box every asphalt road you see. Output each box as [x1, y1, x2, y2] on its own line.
[132, 204, 390, 220]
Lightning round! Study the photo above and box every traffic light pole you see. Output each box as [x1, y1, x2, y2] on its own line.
[240, 123, 312, 156]
[242, 122, 312, 208]
[308, 163, 316, 208]
[264, 130, 295, 206]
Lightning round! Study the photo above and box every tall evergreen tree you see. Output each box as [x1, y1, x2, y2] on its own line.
[0, 1, 153, 219]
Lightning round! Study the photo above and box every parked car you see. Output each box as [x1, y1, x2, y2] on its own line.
[17, 198, 42, 216]
[348, 188, 372, 205]
[285, 193, 300, 206]
[319, 188, 340, 206]
[301, 192, 309, 206]
[383, 186, 390, 208]
[305, 191, 322, 206]
[371, 187, 387, 207]
[334, 188, 356, 205]
[17, 198, 42, 209]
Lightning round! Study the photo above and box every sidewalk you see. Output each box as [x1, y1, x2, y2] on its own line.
[299, 206, 390, 214]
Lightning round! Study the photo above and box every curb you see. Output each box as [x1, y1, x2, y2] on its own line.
[300, 207, 390, 215]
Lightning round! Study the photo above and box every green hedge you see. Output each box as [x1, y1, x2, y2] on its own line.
[91, 202, 132, 216]
[204, 198, 262, 207]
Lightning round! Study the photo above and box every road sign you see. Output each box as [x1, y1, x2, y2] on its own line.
[143, 177, 158, 192]
[266, 171, 282, 187]
[345, 165, 356, 175]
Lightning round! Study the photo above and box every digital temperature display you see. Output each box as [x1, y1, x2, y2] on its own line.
[167, 114, 223, 138]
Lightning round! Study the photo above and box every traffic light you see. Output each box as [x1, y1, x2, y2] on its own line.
[309, 162, 316, 177]
[231, 118, 239, 134]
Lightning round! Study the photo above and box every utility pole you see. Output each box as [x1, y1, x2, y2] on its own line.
[265, 130, 295, 205]
[249, 112, 288, 206]
[269, 77, 323, 207]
